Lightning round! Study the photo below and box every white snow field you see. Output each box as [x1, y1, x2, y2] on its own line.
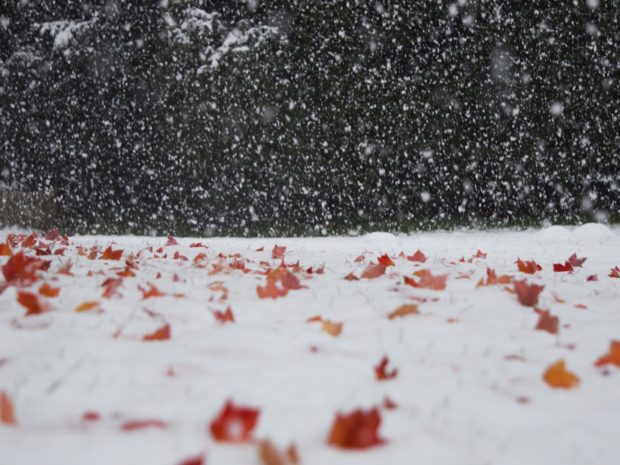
[1, 225, 619, 465]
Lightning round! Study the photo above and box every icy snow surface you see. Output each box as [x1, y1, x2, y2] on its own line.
[1, 225, 619, 465]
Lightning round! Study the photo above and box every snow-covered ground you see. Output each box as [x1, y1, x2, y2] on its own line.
[1, 225, 619, 465]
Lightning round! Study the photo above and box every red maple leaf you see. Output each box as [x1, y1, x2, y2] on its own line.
[375, 356, 398, 381]
[44, 229, 61, 241]
[407, 250, 427, 263]
[0, 391, 16, 425]
[101, 246, 123, 260]
[361, 263, 386, 279]
[382, 396, 398, 410]
[609, 266, 620, 278]
[535, 309, 559, 334]
[102, 278, 123, 299]
[516, 258, 542, 274]
[553, 261, 573, 273]
[514, 280, 544, 307]
[472, 249, 487, 259]
[567, 253, 587, 267]
[173, 251, 189, 261]
[143, 323, 171, 341]
[377, 254, 395, 266]
[594, 340, 620, 367]
[2, 251, 50, 285]
[214, 307, 235, 323]
[166, 235, 179, 246]
[280, 270, 304, 290]
[327, 408, 385, 449]
[271, 245, 287, 259]
[21, 233, 37, 248]
[209, 400, 260, 443]
[121, 419, 168, 431]
[82, 411, 101, 422]
[343, 272, 359, 281]
[586, 274, 598, 282]
[177, 455, 205, 465]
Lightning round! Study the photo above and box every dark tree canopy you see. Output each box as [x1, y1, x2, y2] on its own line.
[1, 0, 618, 235]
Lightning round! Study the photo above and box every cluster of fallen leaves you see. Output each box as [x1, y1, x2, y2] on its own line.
[1, 231, 619, 464]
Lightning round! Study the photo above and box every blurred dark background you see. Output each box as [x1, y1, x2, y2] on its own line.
[1, 1, 618, 235]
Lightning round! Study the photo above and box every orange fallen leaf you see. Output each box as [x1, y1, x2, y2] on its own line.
[405, 269, 447, 290]
[39, 282, 60, 297]
[272, 245, 286, 259]
[143, 323, 171, 341]
[257, 279, 289, 299]
[0, 242, 12, 257]
[321, 320, 343, 336]
[514, 280, 544, 307]
[543, 360, 579, 389]
[361, 263, 386, 279]
[258, 440, 299, 465]
[516, 258, 542, 274]
[375, 356, 398, 381]
[0, 391, 16, 425]
[387, 304, 419, 319]
[101, 246, 123, 260]
[327, 408, 385, 449]
[57, 261, 73, 275]
[17, 291, 46, 316]
[594, 340, 620, 367]
[210, 400, 260, 443]
[140, 283, 166, 299]
[75, 301, 100, 313]
[476, 268, 512, 287]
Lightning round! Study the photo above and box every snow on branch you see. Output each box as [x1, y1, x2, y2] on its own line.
[198, 25, 279, 73]
[38, 16, 97, 50]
